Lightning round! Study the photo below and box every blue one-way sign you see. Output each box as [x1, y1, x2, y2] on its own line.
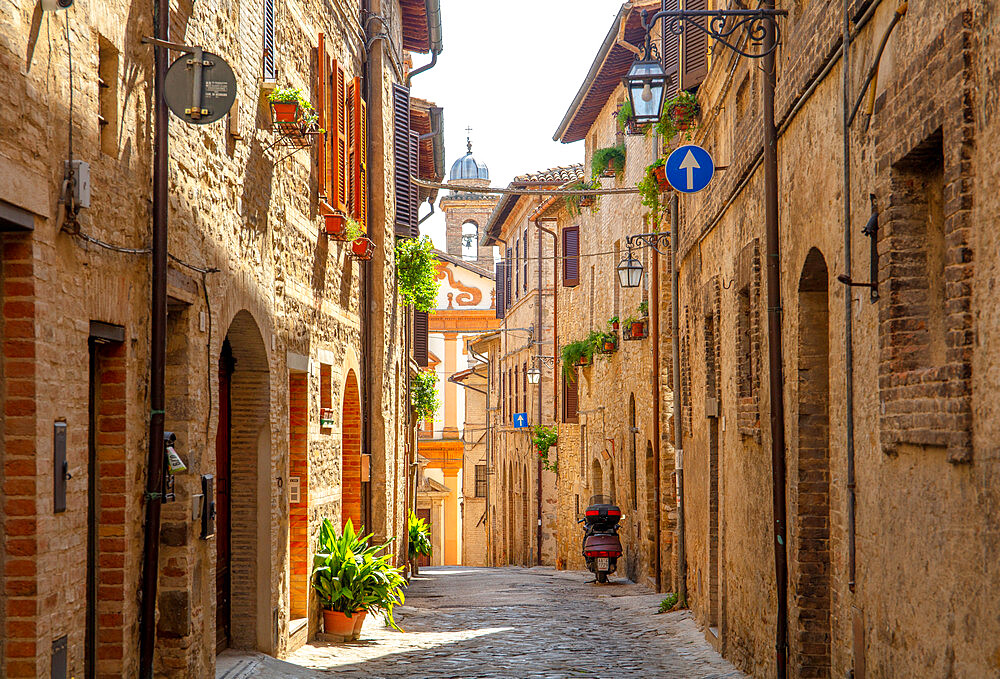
[512, 413, 528, 428]
[665, 144, 715, 194]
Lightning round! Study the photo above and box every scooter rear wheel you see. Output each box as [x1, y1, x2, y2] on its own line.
[596, 571, 608, 584]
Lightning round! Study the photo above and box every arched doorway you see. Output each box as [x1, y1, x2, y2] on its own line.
[216, 310, 272, 653]
[793, 248, 831, 677]
[591, 459, 603, 500]
[629, 395, 638, 509]
[522, 465, 530, 565]
[341, 369, 362, 529]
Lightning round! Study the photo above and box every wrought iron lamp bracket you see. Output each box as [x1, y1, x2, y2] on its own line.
[641, 8, 788, 60]
[625, 231, 672, 256]
[532, 355, 556, 370]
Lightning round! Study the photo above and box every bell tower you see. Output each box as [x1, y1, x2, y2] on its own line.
[439, 133, 499, 269]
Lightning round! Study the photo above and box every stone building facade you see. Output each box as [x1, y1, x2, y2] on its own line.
[551, 1, 675, 591]
[0, 0, 442, 676]
[656, 1, 1000, 678]
[480, 166, 580, 567]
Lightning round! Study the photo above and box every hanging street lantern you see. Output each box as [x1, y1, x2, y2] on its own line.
[617, 251, 644, 288]
[624, 56, 670, 124]
[527, 367, 541, 384]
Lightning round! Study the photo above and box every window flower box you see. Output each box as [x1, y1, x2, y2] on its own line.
[350, 237, 375, 260]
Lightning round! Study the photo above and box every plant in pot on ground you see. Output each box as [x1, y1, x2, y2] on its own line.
[407, 510, 432, 577]
[532, 424, 559, 473]
[656, 89, 700, 143]
[312, 518, 407, 639]
[591, 144, 626, 179]
[561, 337, 595, 380]
[565, 178, 601, 216]
[395, 236, 441, 312]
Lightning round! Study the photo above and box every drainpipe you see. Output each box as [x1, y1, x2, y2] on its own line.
[670, 193, 685, 604]
[533, 213, 558, 566]
[763, 2, 788, 676]
[138, 0, 169, 673]
[842, 0, 856, 595]
[405, 0, 442, 86]
[651, 213, 662, 593]
[362, 0, 374, 533]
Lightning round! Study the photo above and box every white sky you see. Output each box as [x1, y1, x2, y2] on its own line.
[412, 0, 625, 250]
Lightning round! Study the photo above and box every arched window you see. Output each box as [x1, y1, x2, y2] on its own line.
[461, 221, 478, 261]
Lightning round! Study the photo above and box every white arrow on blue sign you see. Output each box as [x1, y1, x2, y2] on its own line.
[513, 413, 528, 428]
[665, 144, 715, 194]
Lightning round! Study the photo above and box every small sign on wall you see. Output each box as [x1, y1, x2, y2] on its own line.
[319, 408, 335, 429]
[289, 476, 301, 504]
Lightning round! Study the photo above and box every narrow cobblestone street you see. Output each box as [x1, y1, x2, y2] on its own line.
[217, 567, 744, 678]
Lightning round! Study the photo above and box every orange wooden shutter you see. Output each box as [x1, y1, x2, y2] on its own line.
[316, 34, 326, 198]
[681, 0, 709, 90]
[330, 61, 348, 213]
[349, 76, 368, 232]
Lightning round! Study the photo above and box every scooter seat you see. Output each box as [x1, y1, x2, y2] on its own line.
[584, 534, 622, 556]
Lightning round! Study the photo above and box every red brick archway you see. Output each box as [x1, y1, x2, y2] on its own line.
[341, 369, 362, 529]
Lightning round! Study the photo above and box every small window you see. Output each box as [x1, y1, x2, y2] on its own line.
[462, 221, 478, 261]
[475, 465, 487, 498]
[97, 37, 120, 156]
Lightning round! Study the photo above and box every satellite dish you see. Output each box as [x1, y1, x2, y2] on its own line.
[164, 50, 236, 125]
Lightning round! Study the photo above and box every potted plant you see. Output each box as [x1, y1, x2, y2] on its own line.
[312, 518, 407, 640]
[639, 300, 649, 317]
[411, 369, 440, 421]
[532, 424, 559, 473]
[638, 161, 667, 227]
[268, 87, 312, 124]
[344, 219, 375, 260]
[561, 338, 594, 379]
[395, 236, 441, 312]
[565, 178, 601, 216]
[598, 330, 618, 354]
[319, 201, 348, 238]
[616, 100, 648, 135]
[407, 510, 432, 577]
[591, 144, 626, 179]
[649, 157, 670, 191]
[609, 315, 620, 331]
[656, 90, 700, 142]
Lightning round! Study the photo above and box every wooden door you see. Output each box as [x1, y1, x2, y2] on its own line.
[215, 340, 234, 652]
[417, 508, 432, 567]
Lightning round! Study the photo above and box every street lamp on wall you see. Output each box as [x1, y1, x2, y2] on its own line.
[624, 56, 670, 124]
[617, 251, 644, 288]
[527, 367, 541, 384]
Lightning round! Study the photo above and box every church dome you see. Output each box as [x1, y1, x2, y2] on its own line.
[448, 139, 489, 181]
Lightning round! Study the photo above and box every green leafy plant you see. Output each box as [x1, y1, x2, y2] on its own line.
[312, 518, 407, 630]
[591, 144, 626, 179]
[565, 178, 601, 217]
[344, 217, 364, 242]
[561, 338, 595, 381]
[410, 370, 440, 420]
[658, 592, 680, 613]
[593, 329, 618, 353]
[268, 87, 314, 109]
[638, 300, 649, 317]
[616, 100, 633, 132]
[637, 158, 667, 226]
[407, 510, 432, 561]
[655, 90, 700, 142]
[395, 236, 441, 312]
[532, 425, 559, 473]
[609, 315, 619, 328]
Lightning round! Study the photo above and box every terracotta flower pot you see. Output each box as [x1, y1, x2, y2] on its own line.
[630, 322, 645, 339]
[350, 237, 375, 260]
[575, 357, 590, 367]
[271, 102, 300, 123]
[323, 214, 348, 239]
[653, 165, 671, 192]
[601, 160, 618, 178]
[351, 610, 367, 638]
[579, 196, 595, 208]
[603, 341, 616, 353]
[322, 609, 364, 637]
[612, 321, 620, 330]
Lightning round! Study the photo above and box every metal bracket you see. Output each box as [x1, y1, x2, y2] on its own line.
[142, 37, 207, 121]
[642, 8, 788, 60]
[625, 231, 672, 255]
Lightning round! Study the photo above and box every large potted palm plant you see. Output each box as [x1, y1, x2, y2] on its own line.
[407, 510, 432, 576]
[312, 518, 407, 640]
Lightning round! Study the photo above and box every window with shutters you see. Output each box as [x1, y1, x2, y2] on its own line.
[523, 228, 529, 292]
[514, 240, 520, 300]
[408, 130, 420, 237]
[681, 0, 709, 91]
[262, 0, 276, 83]
[413, 311, 428, 367]
[495, 262, 508, 319]
[505, 248, 513, 307]
[562, 372, 579, 423]
[562, 226, 580, 287]
[514, 366, 519, 415]
[392, 84, 415, 237]
[522, 362, 527, 412]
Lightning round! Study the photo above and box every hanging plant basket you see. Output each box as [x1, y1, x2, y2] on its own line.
[601, 160, 617, 178]
[323, 213, 349, 239]
[579, 196, 595, 208]
[271, 101, 300, 123]
[668, 101, 700, 131]
[653, 164, 671, 192]
[350, 237, 376, 260]
[575, 356, 591, 367]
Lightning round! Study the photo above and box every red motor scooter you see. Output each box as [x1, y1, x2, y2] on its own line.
[579, 495, 623, 583]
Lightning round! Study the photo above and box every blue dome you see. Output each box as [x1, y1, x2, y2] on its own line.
[449, 152, 489, 181]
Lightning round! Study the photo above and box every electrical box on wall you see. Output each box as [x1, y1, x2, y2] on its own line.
[53, 421, 68, 513]
[64, 160, 91, 208]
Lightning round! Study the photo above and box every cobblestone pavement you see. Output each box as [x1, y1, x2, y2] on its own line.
[218, 566, 745, 679]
